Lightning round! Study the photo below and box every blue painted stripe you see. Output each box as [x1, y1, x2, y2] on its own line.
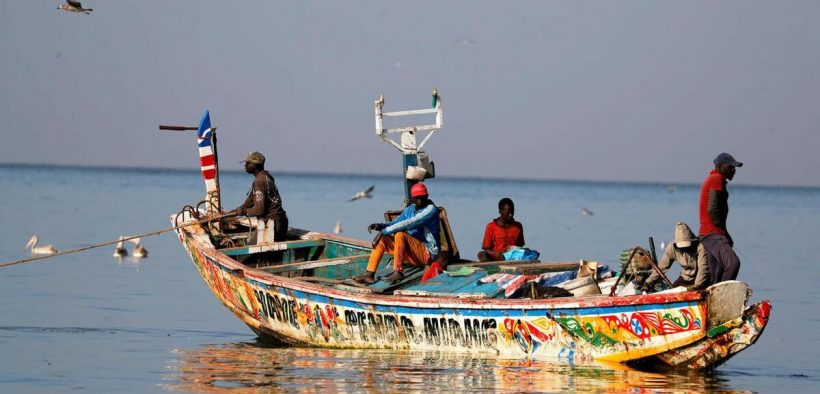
[197, 110, 212, 147]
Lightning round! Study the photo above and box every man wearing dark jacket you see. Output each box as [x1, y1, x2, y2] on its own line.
[698, 152, 742, 284]
[233, 151, 288, 244]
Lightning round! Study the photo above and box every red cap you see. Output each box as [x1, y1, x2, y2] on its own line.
[410, 183, 428, 197]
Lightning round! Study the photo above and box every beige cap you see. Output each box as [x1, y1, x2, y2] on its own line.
[674, 222, 697, 248]
[241, 151, 265, 165]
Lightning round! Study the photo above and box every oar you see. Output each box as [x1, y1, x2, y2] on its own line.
[0, 212, 237, 269]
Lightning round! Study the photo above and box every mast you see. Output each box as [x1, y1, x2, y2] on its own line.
[374, 89, 442, 204]
[159, 110, 222, 213]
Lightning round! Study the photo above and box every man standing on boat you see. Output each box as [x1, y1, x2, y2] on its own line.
[698, 152, 742, 284]
[232, 151, 289, 244]
[354, 183, 440, 285]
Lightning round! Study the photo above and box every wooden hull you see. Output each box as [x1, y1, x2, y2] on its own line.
[175, 222, 769, 369]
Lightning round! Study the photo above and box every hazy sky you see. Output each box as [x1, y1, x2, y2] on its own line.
[2, 1, 819, 187]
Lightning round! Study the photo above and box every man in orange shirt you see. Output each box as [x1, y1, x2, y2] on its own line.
[477, 198, 525, 262]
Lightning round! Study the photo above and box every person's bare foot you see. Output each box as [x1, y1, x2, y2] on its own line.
[353, 272, 376, 284]
[384, 270, 404, 284]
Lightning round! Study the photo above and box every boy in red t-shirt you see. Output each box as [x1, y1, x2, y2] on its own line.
[477, 198, 525, 262]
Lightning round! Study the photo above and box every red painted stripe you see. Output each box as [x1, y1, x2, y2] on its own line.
[200, 155, 215, 167]
[202, 169, 216, 180]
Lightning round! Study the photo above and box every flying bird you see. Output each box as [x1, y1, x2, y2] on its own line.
[114, 236, 128, 258]
[25, 235, 59, 255]
[130, 237, 148, 258]
[347, 185, 374, 202]
[58, 0, 93, 14]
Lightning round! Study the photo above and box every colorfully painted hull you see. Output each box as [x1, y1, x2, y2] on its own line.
[176, 223, 767, 369]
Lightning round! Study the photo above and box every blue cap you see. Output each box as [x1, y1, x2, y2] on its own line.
[714, 152, 743, 167]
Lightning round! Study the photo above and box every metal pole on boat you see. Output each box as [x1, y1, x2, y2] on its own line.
[648, 237, 674, 288]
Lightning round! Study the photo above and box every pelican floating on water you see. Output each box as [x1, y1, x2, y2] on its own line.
[25, 235, 59, 255]
[114, 236, 128, 258]
[130, 237, 148, 258]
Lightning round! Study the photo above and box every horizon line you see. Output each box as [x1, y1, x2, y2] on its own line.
[1, 162, 817, 191]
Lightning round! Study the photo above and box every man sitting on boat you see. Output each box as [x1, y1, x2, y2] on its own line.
[641, 222, 710, 292]
[353, 183, 441, 284]
[477, 197, 525, 262]
[231, 151, 289, 244]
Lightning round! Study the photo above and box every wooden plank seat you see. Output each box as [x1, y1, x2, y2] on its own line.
[221, 239, 325, 256]
[498, 261, 580, 275]
[260, 253, 370, 274]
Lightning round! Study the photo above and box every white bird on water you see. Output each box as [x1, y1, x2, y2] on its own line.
[58, 0, 93, 14]
[581, 207, 594, 216]
[114, 236, 128, 258]
[347, 185, 374, 202]
[130, 238, 148, 258]
[25, 235, 59, 255]
[333, 221, 343, 235]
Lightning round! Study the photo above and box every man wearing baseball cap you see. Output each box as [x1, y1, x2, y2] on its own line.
[698, 152, 743, 284]
[353, 183, 441, 285]
[233, 151, 289, 245]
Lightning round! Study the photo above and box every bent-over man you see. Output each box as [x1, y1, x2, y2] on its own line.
[642, 222, 710, 292]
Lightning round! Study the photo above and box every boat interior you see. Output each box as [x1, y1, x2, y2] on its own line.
[188, 207, 618, 299]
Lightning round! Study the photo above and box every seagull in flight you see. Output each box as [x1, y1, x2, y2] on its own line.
[58, 0, 93, 14]
[347, 185, 374, 202]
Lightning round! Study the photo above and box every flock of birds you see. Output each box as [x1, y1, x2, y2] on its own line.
[113, 237, 148, 259]
[24, 235, 147, 260]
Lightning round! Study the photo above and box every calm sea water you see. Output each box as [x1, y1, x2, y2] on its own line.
[0, 164, 817, 393]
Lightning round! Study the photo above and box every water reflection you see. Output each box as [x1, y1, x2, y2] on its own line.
[166, 341, 750, 393]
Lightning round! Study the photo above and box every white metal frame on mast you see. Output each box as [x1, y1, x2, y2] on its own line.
[374, 89, 442, 153]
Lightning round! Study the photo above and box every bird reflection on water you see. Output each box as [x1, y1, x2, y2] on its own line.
[165, 341, 748, 393]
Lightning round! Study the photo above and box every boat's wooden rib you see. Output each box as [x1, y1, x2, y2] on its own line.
[221, 239, 325, 256]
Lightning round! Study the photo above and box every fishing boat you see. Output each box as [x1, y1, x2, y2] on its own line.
[170, 93, 770, 370]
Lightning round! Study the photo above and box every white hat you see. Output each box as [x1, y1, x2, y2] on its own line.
[674, 222, 697, 248]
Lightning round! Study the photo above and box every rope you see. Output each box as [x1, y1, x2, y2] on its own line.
[0, 212, 236, 269]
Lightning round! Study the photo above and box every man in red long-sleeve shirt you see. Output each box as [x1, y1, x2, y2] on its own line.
[699, 152, 742, 284]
